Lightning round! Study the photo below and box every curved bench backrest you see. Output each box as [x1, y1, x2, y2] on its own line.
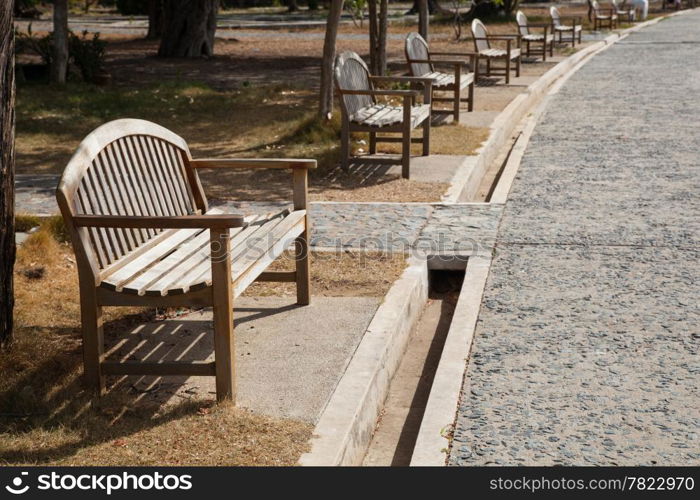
[516, 11, 529, 36]
[550, 6, 562, 27]
[56, 119, 205, 275]
[471, 19, 490, 52]
[334, 51, 375, 118]
[405, 32, 433, 77]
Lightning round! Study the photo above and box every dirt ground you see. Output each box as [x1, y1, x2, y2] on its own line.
[0, 227, 406, 466]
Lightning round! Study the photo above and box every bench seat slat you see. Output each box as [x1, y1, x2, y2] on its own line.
[99, 210, 303, 297]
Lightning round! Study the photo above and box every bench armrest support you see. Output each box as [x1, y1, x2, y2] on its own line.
[189, 158, 316, 170]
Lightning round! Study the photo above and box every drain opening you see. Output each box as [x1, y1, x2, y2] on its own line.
[363, 268, 465, 466]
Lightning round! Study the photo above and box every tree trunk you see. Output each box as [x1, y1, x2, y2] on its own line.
[377, 0, 387, 75]
[319, 0, 344, 120]
[158, 0, 218, 58]
[368, 0, 387, 76]
[0, 1, 16, 347]
[418, 0, 428, 39]
[368, 0, 378, 75]
[51, 0, 69, 84]
[408, 0, 441, 14]
[284, 0, 300, 12]
[147, 0, 164, 40]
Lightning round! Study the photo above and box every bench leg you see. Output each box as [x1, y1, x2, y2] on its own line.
[467, 80, 474, 112]
[453, 85, 461, 123]
[422, 116, 430, 157]
[505, 57, 511, 84]
[369, 131, 377, 154]
[81, 290, 105, 395]
[516, 55, 521, 78]
[210, 228, 235, 403]
[341, 120, 350, 171]
[295, 230, 311, 306]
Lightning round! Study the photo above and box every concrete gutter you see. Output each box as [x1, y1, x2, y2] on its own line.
[409, 256, 492, 466]
[299, 257, 428, 466]
[409, 9, 699, 466]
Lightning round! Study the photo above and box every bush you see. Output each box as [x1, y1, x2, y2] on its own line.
[69, 31, 107, 84]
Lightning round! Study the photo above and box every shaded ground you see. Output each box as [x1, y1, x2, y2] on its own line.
[0, 226, 406, 466]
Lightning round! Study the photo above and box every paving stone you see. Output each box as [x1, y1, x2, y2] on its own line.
[449, 12, 700, 466]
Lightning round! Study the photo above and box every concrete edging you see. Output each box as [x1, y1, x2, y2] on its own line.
[299, 257, 429, 466]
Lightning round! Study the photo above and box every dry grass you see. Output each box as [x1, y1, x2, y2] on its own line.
[1, 228, 406, 465]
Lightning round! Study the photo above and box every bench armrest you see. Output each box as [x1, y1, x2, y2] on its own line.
[341, 88, 421, 98]
[74, 214, 246, 229]
[189, 158, 316, 169]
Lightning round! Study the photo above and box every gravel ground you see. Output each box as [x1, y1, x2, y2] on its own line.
[450, 12, 700, 466]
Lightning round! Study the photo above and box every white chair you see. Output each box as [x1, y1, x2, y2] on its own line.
[471, 19, 521, 85]
[550, 6, 583, 47]
[516, 10, 554, 62]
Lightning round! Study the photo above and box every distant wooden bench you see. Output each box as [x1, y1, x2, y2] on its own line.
[404, 32, 476, 123]
[334, 51, 432, 179]
[611, 0, 635, 23]
[56, 118, 315, 402]
[589, 0, 618, 30]
[550, 6, 583, 47]
[516, 10, 554, 62]
[471, 19, 521, 85]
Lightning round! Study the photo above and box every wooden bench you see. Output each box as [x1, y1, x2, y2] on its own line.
[404, 32, 476, 123]
[589, 0, 618, 30]
[471, 19, 521, 85]
[334, 51, 432, 179]
[611, 0, 636, 23]
[56, 118, 316, 402]
[550, 6, 583, 47]
[516, 10, 554, 62]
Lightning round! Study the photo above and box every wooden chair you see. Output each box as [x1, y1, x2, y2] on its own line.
[550, 6, 583, 47]
[334, 51, 432, 179]
[515, 10, 554, 62]
[470, 19, 521, 85]
[56, 118, 315, 402]
[611, 0, 636, 22]
[404, 32, 477, 123]
[589, 0, 618, 30]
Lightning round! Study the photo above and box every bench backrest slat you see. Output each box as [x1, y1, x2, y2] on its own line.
[405, 32, 433, 77]
[334, 51, 374, 118]
[57, 119, 205, 278]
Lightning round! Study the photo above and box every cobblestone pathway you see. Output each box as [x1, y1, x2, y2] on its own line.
[449, 12, 700, 466]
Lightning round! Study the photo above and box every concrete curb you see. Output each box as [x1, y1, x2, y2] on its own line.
[409, 256, 492, 466]
[299, 257, 428, 466]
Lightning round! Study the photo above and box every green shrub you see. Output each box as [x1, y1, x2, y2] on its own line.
[43, 216, 70, 244]
[15, 214, 42, 233]
[69, 31, 107, 83]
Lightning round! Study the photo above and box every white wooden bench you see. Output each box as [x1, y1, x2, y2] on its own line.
[405, 32, 476, 123]
[471, 19, 522, 85]
[550, 6, 583, 48]
[516, 10, 554, 62]
[589, 0, 618, 30]
[56, 118, 315, 402]
[334, 51, 432, 179]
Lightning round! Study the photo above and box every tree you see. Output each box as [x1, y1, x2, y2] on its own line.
[368, 0, 387, 75]
[319, 0, 344, 120]
[158, 0, 218, 58]
[418, 0, 428, 39]
[147, 0, 164, 40]
[0, 0, 16, 347]
[408, 0, 441, 15]
[283, 0, 300, 12]
[51, 0, 69, 84]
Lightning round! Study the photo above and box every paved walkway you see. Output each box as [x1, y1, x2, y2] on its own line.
[450, 12, 700, 466]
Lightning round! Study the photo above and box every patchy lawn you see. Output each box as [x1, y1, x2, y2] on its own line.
[0, 226, 406, 466]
